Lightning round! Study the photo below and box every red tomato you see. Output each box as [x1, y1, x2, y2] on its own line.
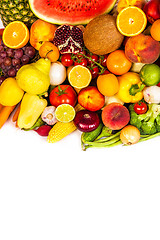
[99, 54, 108, 67]
[134, 102, 148, 114]
[49, 85, 77, 107]
[74, 57, 88, 67]
[90, 65, 99, 79]
[61, 53, 74, 67]
[86, 53, 99, 65]
[78, 86, 105, 111]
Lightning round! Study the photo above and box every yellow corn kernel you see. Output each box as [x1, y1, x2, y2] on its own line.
[47, 121, 77, 143]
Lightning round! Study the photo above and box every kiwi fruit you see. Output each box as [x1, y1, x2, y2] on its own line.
[83, 14, 124, 55]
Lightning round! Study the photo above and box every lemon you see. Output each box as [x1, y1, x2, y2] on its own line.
[0, 77, 24, 106]
[16, 58, 51, 95]
[55, 104, 76, 123]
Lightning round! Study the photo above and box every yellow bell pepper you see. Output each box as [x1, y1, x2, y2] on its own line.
[17, 93, 47, 129]
[116, 72, 144, 103]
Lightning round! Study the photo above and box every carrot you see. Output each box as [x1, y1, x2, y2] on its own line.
[12, 103, 21, 122]
[0, 105, 16, 128]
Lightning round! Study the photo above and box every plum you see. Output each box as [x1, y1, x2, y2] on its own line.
[102, 102, 130, 130]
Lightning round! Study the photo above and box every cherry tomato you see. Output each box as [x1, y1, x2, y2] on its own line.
[90, 65, 99, 79]
[99, 54, 108, 67]
[61, 53, 74, 67]
[75, 49, 86, 59]
[49, 85, 77, 107]
[86, 53, 99, 65]
[157, 82, 160, 87]
[74, 57, 88, 67]
[134, 102, 148, 114]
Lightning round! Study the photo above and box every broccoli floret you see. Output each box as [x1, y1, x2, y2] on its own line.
[129, 103, 160, 135]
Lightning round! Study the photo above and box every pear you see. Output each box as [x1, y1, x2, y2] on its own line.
[16, 58, 51, 95]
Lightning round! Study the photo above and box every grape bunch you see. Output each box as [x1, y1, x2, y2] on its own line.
[0, 40, 36, 81]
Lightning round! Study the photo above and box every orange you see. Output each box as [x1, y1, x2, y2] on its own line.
[68, 65, 92, 89]
[117, 0, 145, 13]
[97, 73, 119, 97]
[116, 6, 147, 36]
[2, 21, 29, 49]
[150, 19, 160, 41]
[106, 50, 132, 75]
[39, 41, 60, 62]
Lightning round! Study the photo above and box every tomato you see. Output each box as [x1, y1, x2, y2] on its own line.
[74, 57, 88, 67]
[99, 54, 108, 67]
[134, 101, 148, 114]
[49, 85, 77, 107]
[61, 53, 74, 67]
[90, 65, 99, 79]
[78, 86, 105, 111]
[86, 53, 99, 65]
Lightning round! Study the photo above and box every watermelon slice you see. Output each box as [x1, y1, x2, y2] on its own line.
[29, 0, 117, 25]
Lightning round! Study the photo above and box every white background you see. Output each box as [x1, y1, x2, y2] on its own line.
[0, 21, 160, 240]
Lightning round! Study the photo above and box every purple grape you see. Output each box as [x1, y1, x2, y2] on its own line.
[14, 49, 23, 59]
[24, 46, 36, 58]
[8, 68, 16, 77]
[0, 76, 5, 86]
[0, 57, 4, 65]
[12, 58, 21, 66]
[21, 55, 30, 64]
[4, 57, 12, 67]
[0, 45, 4, 52]
[15, 64, 21, 71]
[6, 48, 14, 58]
[0, 51, 7, 58]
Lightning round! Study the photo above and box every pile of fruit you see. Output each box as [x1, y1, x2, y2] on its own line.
[0, 0, 160, 150]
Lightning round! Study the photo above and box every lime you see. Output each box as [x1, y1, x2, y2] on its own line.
[140, 64, 160, 86]
[55, 104, 76, 123]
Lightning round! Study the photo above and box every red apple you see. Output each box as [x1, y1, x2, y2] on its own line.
[143, 0, 160, 24]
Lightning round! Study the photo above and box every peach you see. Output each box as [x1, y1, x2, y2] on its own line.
[102, 102, 130, 130]
[30, 19, 57, 50]
[125, 33, 160, 64]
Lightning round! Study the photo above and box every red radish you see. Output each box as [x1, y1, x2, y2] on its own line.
[34, 125, 52, 136]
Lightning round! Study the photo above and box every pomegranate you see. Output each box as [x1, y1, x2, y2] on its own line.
[53, 25, 84, 54]
[143, 0, 160, 24]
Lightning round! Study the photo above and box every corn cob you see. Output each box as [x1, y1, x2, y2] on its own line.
[47, 103, 84, 143]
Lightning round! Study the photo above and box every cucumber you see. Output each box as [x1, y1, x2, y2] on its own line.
[81, 123, 103, 143]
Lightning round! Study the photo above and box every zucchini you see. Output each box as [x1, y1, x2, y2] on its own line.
[81, 123, 103, 143]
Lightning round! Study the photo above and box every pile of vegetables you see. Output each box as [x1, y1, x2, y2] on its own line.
[0, 0, 160, 151]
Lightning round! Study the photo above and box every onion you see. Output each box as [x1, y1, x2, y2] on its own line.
[49, 61, 66, 85]
[120, 125, 140, 145]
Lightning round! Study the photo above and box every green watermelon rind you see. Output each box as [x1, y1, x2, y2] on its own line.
[29, 0, 117, 25]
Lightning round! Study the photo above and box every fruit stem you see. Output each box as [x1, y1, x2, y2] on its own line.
[129, 83, 145, 96]
[72, 52, 105, 71]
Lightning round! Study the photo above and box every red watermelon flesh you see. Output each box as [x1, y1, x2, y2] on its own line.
[29, 0, 117, 25]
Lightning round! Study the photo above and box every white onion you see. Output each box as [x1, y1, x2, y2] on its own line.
[49, 61, 66, 85]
